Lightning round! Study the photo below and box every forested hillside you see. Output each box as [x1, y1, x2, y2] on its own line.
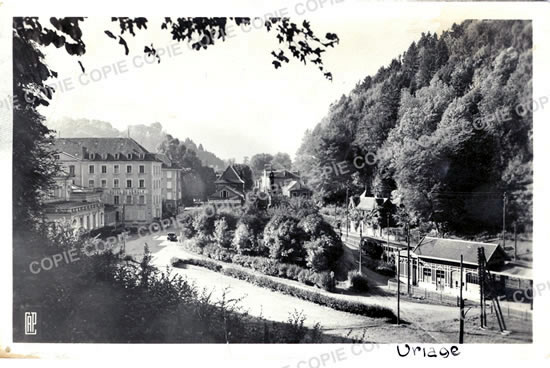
[294, 20, 532, 235]
[47, 118, 225, 169]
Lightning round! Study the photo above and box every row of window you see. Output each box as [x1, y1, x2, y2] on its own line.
[89, 178, 146, 189]
[67, 164, 162, 176]
[87, 164, 146, 174]
[113, 195, 147, 205]
[421, 268, 479, 285]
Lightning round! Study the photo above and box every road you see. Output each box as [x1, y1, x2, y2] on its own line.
[121, 230, 530, 343]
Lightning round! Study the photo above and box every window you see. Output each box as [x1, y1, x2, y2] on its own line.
[167, 192, 173, 200]
[139, 179, 145, 188]
[101, 179, 107, 188]
[114, 165, 120, 174]
[167, 181, 172, 189]
[54, 154, 60, 160]
[422, 268, 432, 283]
[89, 165, 95, 174]
[139, 195, 145, 205]
[101, 165, 107, 174]
[126, 179, 132, 188]
[466, 273, 479, 285]
[436, 270, 445, 284]
[126, 195, 132, 205]
[167, 171, 172, 178]
[114, 179, 119, 188]
[69, 165, 75, 175]
[221, 190, 228, 198]
[114, 195, 120, 205]
[127, 165, 132, 174]
[88, 179, 94, 188]
[139, 165, 145, 174]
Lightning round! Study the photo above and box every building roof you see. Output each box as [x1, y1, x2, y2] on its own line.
[413, 236, 502, 266]
[54, 138, 160, 161]
[284, 180, 311, 192]
[215, 165, 245, 185]
[44, 200, 103, 213]
[352, 190, 387, 211]
[268, 170, 300, 180]
[208, 184, 245, 200]
[490, 262, 532, 280]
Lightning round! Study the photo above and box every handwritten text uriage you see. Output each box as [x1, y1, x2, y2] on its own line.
[397, 345, 460, 358]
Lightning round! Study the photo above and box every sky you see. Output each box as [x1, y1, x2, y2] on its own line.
[39, 14, 461, 162]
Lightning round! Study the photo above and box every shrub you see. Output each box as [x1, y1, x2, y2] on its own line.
[179, 213, 196, 239]
[348, 271, 369, 292]
[174, 257, 222, 272]
[263, 214, 306, 263]
[213, 217, 232, 248]
[286, 264, 302, 280]
[277, 263, 289, 278]
[364, 241, 383, 260]
[192, 209, 217, 238]
[375, 263, 396, 277]
[315, 271, 334, 292]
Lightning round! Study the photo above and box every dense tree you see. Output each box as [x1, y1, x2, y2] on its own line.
[232, 163, 254, 192]
[294, 20, 532, 236]
[271, 152, 293, 170]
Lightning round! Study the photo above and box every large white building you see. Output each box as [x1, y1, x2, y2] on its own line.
[53, 138, 163, 225]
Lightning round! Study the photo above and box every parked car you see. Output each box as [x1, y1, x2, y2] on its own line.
[167, 232, 178, 242]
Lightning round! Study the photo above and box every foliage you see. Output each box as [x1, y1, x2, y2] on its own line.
[348, 271, 370, 292]
[263, 214, 307, 263]
[363, 240, 384, 260]
[232, 164, 255, 192]
[218, 267, 394, 319]
[293, 20, 532, 236]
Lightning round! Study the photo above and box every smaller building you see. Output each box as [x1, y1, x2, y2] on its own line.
[397, 237, 507, 298]
[208, 165, 245, 206]
[281, 180, 312, 198]
[259, 168, 301, 195]
[156, 154, 184, 216]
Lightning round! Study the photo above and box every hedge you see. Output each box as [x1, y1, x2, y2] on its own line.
[181, 240, 334, 291]
[173, 257, 395, 320]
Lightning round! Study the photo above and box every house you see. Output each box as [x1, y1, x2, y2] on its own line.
[259, 168, 301, 195]
[207, 165, 245, 206]
[349, 189, 395, 238]
[281, 180, 312, 198]
[397, 237, 508, 298]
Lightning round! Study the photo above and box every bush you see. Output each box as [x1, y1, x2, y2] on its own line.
[375, 263, 396, 277]
[364, 241, 384, 260]
[179, 213, 196, 239]
[213, 217, 232, 248]
[315, 271, 334, 292]
[263, 214, 306, 263]
[174, 257, 222, 272]
[192, 209, 217, 238]
[348, 271, 369, 292]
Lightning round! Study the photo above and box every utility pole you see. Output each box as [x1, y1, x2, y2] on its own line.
[407, 222, 411, 295]
[345, 185, 349, 239]
[386, 213, 390, 261]
[397, 250, 401, 325]
[459, 254, 464, 343]
[513, 222, 518, 261]
[502, 192, 507, 249]
[359, 225, 363, 274]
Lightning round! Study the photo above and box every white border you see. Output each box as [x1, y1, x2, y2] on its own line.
[0, 0, 549, 365]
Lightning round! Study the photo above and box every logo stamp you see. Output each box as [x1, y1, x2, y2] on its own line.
[24, 312, 37, 335]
